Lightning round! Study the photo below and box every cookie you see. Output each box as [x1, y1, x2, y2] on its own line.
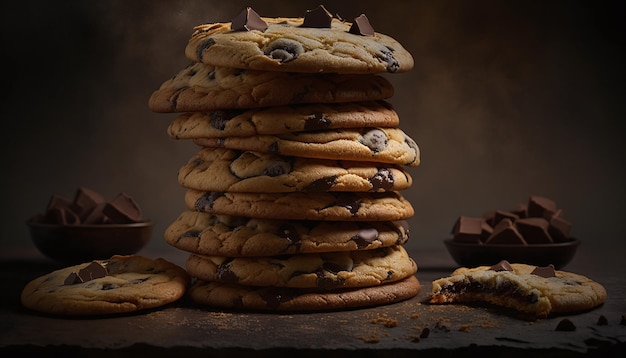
[165, 211, 409, 257]
[184, 189, 414, 221]
[429, 261, 607, 318]
[188, 275, 420, 312]
[193, 127, 420, 167]
[186, 245, 417, 289]
[178, 148, 413, 193]
[167, 101, 400, 138]
[148, 63, 395, 113]
[185, 12, 414, 74]
[20, 255, 190, 316]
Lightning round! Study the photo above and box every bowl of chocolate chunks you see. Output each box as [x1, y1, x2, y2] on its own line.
[444, 195, 580, 269]
[27, 187, 153, 264]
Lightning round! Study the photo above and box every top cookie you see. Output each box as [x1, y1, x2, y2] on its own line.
[185, 8, 413, 74]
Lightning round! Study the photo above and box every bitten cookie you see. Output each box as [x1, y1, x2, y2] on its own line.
[186, 245, 417, 289]
[185, 11, 414, 74]
[429, 260, 607, 318]
[148, 63, 394, 113]
[20, 255, 190, 316]
[193, 127, 420, 167]
[178, 148, 413, 193]
[189, 275, 421, 312]
[167, 101, 400, 138]
[185, 189, 414, 221]
[165, 211, 410, 257]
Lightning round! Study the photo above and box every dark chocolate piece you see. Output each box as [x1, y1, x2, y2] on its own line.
[102, 193, 143, 223]
[349, 14, 375, 36]
[278, 224, 302, 250]
[47, 207, 80, 225]
[490, 260, 514, 272]
[65, 261, 108, 285]
[531, 264, 556, 278]
[359, 129, 389, 153]
[195, 192, 224, 212]
[452, 216, 484, 243]
[527, 195, 557, 218]
[82, 202, 107, 225]
[231, 7, 268, 32]
[352, 228, 378, 248]
[484, 219, 527, 245]
[264, 38, 304, 63]
[302, 5, 333, 28]
[419, 327, 430, 338]
[597, 315, 609, 326]
[304, 113, 331, 131]
[369, 168, 394, 191]
[555, 318, 576, 331]
[493, 210, 519, 226]
[305, 176, 338, 192]
[549, 215, 572, 242]
[480, 221, 494, 242]
[515, 217, 553, 244]
[64, 272, 82, 285]
[71, 187, 105, 221]
[216, 261, 238, 283]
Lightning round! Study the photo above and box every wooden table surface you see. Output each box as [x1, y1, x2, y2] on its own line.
[1, 245, 624, 357]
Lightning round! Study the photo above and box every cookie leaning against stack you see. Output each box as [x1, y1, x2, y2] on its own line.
[149, 5, 421, 311]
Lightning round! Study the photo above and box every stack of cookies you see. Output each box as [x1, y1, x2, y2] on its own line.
[148, 6, 421, 311]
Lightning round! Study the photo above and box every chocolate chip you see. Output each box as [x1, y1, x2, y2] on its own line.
[230, 7, 268, 32]
[210, 110, 241, 130]
[555, 318, 576, 331]
[484, 218, 527, 244]
[305, 176, 338, 192]
[196, 38, 215, 61]
[102, 192, 142, 224]
[181, 229, 202, 239]
[264, 38, 304, 63]
[378, 48, 399, 72]
[332, 199, 361, 216]
[278, 224, 302, 250]
[64, 272, 82, 285]
[65, 261, 108, 285]
[195, 192, 224, 212]
[420, 327, 431, 338]
[352, 228, 379, 248]
[216, 260, 238, 283]
[490, 260, 514, 272]
[369, 168, 394, 191]
[527, 195, 558, 218]
[349, 14, 375, 36]
[259, 287, 296, 309]
[263, 161, 290, 177]
[452, 216, 484, 243]
[304, 112, 332, 131]
[302, 5, 333, 28]
[531, 264, 556, 278]
[269, 141, 279, 153]
[359, 128, 388, 153]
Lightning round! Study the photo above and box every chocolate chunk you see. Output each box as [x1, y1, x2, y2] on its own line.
[549, 215, 572, 242]
[555, 318, 576, 331]
[264, 38, 304, 63]
[511, 203, 528, 218]
[302, 5, 333, 28]
[304, 113, 332, 131]
[359, 128, 389, 153]
[278, 224, 302, 250]
[349, 14, 375, 36]
[102, 193, 142, 224]
[305, 176, 338, 192]
[480, 221, 494, 242]
[515, 217, 553, 244]
[46, 194, 73, 212]
[216, 260, 238, 283]
[82, 202, 107, 224]
[484, 218, 527, 244]
[378, 48, 400, 73]
[531, 264, 556, 278]
[263, 161, 290, 177]
[452, 216, 484, 243]
[527, 195, 557, 218]
[369, 168, 394, 191]
[259, 287, 296, 309]
[211, 110, 241, 130]
[352, 228, 379, 248]
[597, 315, 609, 326]
[195, 38, 215, 62]
[490, 260, 514, 272]
[333, 199, 361, 216]
[269, 141, 279, 153]
[231, 7, 268, 32]
[71, 187, 106, 221]
[65, 261, 108, 285]
[47, 207, 80, 225]
[493, 210, 519, 226]
[195, 192, 224, 212]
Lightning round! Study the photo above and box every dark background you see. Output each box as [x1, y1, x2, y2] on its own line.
[1, 0, 624, 260]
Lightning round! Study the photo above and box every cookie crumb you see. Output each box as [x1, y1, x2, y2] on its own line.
[597, 315, 608, 326]
[359, 334, 380, 343]
[458, 324, 471, 332]
[420, 327, 431, 338]
[555, 318, 576, 331]
[371, 314, 398, 327]
[410, 313, 420, 319]
[434, 320, 451, 332]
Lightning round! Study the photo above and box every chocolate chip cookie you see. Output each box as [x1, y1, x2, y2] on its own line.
[430, 260, 607, 318]
[165, 211, 409, 257]
[20, 255, 190, 316]
[185, 12, 413, 74]
[189, 275, 420, 312]
[178, 148, 412, 193]
[148, 63, 395, 113]
[185, 189, 414, 221]
[193, 127, 420, 167]
[186, 245, 417, 289]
